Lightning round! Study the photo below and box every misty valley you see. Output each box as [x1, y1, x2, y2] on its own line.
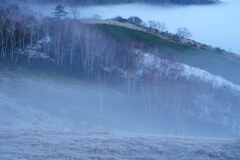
[0, 0, 240, 160]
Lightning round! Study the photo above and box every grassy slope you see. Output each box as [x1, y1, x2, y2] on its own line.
[94, 23, 240, 85]
[0, 68, 142, 131]
[96, 24, 190, 49]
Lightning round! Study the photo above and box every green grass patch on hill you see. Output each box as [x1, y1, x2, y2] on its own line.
[95, 24, 192, 51]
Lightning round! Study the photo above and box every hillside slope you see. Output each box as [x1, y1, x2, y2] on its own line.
[82, 19, 240, 85]
[0, 6, 240, 137]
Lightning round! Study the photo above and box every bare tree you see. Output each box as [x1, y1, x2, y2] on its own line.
[176, 27, 192, 39]
[71, 0, 79, 19]
[148, 20, 167, 32]
[97, 74, 106, 117]
[52, 5, 68, 19]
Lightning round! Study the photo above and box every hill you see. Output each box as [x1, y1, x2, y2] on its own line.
[14, 0, 219, 5]
[0, 5, 240, 137]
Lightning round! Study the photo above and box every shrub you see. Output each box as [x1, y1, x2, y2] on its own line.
[112, 16, 128, 23]
[92, 14, 102, 19]
[127, 16, 143, 26]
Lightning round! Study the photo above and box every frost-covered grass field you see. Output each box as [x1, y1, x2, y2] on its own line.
[0, 129, 240, 160]
[0, 69, 240, 159]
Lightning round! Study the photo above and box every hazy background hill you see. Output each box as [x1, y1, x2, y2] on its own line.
[9, 0, 219, 5]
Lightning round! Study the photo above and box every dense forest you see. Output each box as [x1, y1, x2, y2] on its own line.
[0, 5, 144, 77]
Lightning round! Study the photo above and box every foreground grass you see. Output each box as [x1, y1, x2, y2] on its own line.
[0, 129, 239, 160]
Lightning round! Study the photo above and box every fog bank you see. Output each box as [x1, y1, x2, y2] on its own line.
[77, 0, 240, 54]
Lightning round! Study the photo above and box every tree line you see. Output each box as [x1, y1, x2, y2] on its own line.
[0, 5, 146, 78]
[18, 0, 219, 5]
